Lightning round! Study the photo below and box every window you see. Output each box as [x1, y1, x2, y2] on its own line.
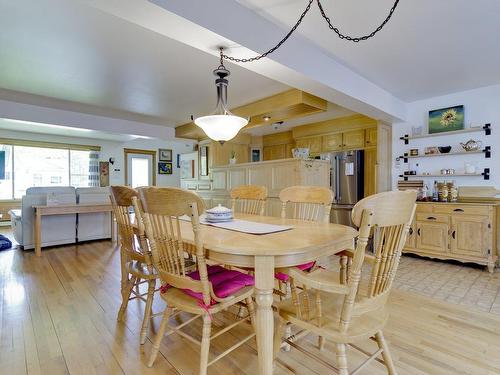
[0, 142, 99, 200]
[0, 145, 13, 200]
[14, 146, 69, 198]
[70, 150, 92, 187]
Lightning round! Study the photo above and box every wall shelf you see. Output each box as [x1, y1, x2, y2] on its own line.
[400, 123, 491, 144]
[400, 147, 490, 163]
[399, 168, 490, 181]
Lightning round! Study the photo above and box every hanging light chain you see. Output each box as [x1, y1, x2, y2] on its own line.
[316, 0, 400, 42]
[221, 0, 400, 63]
[222, 0, 314, 63]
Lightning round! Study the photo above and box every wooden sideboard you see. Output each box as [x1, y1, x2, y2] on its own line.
[404, 202, 498, 272]
[180, 158, 330, 217]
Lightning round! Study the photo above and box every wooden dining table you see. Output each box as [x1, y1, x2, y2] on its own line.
[178, 213, 358, 375]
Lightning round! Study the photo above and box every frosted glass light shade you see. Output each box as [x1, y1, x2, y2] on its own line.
[194, 114, 248, 142]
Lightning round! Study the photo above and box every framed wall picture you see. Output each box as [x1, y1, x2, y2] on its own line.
[200, 145, 209, 176]
[99, 161, 110, 187]
[158, 148, 172, 161]
[158, 162, 173, 175]
[428, 105, 464, 134]
[250, 147, 262, 162]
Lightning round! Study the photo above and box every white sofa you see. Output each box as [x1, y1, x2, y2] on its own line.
[10, 186, 112, 250]
[10, 186, 77, 250]
[76, 187, 111, 242]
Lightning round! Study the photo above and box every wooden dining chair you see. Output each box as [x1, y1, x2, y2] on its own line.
[110, 185, 159, 345]
[275, 185, 334, 297]
[279, 185, 333, 223]
[137, 187, 256, 375]
[230, 184, 268, 216]
[274, 190, 417, 375]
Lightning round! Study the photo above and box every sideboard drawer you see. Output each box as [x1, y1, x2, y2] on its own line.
[416, 213, 450, 224]
[433, 205, 491, 216]
[416, 204, 433, 213]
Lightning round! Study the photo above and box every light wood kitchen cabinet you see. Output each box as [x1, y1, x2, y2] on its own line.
[416, 219, 449, 254]
[342, 129, 365, 149]
[210, 142, 249, 166]
[365, 128, 377, 147]
[450, 215, 490, 257]
[295, 136, 322, 155]
[364, 148, 377, 197]
[263, 144, 294, 161]
[322, 133, 343, 152]
[299, 127, 375, 154]
[403, 202, 497, 273]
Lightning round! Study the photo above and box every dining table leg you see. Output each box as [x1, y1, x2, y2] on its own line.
[254, 255, 275, 375]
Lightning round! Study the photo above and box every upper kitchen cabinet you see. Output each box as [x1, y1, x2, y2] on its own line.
[322, 133, 343, 152]
[262, 131, 295, 161]
[365, 127, 378, 147]
[294, 136, 322, 155]
[209, 133, 251, 166]
[342, 129, 365, 149]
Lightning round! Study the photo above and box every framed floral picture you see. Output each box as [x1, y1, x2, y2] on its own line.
[158, 148, 172, 161]
[428, 105, 464, 134]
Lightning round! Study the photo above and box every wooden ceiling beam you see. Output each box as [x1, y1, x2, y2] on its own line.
[175, 89, 327, 140]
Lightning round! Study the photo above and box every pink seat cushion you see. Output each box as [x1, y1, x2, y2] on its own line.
[178, 265, 254, 304]
[275, 261, 316, 282]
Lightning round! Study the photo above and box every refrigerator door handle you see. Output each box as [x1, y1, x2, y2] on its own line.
[335, 156, 341, 202]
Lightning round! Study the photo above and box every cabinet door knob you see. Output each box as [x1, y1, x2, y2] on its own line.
[453, 208, 464, 212]
[452, 230, 456, 239]
[417, 228, 421, 236]
[426, 216, 437, 220]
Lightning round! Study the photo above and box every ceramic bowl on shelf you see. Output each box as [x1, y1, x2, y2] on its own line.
[438, 146, 452, 153]
[205, 204, 233, 222]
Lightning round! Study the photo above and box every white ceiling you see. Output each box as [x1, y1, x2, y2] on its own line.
[236, 0, 500, 101]
[0, 0, 288, 127]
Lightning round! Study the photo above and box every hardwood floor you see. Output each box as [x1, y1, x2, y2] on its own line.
[1, 239, 500, 374]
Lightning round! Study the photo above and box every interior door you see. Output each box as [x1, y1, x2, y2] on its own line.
[126, 152, 155, 187]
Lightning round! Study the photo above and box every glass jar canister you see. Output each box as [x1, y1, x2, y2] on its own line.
[447, 181, 458, 202]
[437, 181, 448, 202]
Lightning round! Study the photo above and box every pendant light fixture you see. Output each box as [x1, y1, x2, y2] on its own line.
[194, 49, 248, 144]
[194, 0, 400, 143]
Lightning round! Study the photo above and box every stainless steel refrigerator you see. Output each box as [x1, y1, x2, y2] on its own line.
[322, 150, 364, 227]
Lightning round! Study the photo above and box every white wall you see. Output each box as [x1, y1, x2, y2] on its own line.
[392, 84, 500, 189]
[0, 130, 195, 188]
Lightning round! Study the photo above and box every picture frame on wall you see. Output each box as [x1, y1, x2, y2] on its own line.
[428, 105, 464, 134]
[250, 147, 262, 162]
[99, 161, 110, 187]
[158, 148, 172, 161]
[158, 162, 173, 175]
